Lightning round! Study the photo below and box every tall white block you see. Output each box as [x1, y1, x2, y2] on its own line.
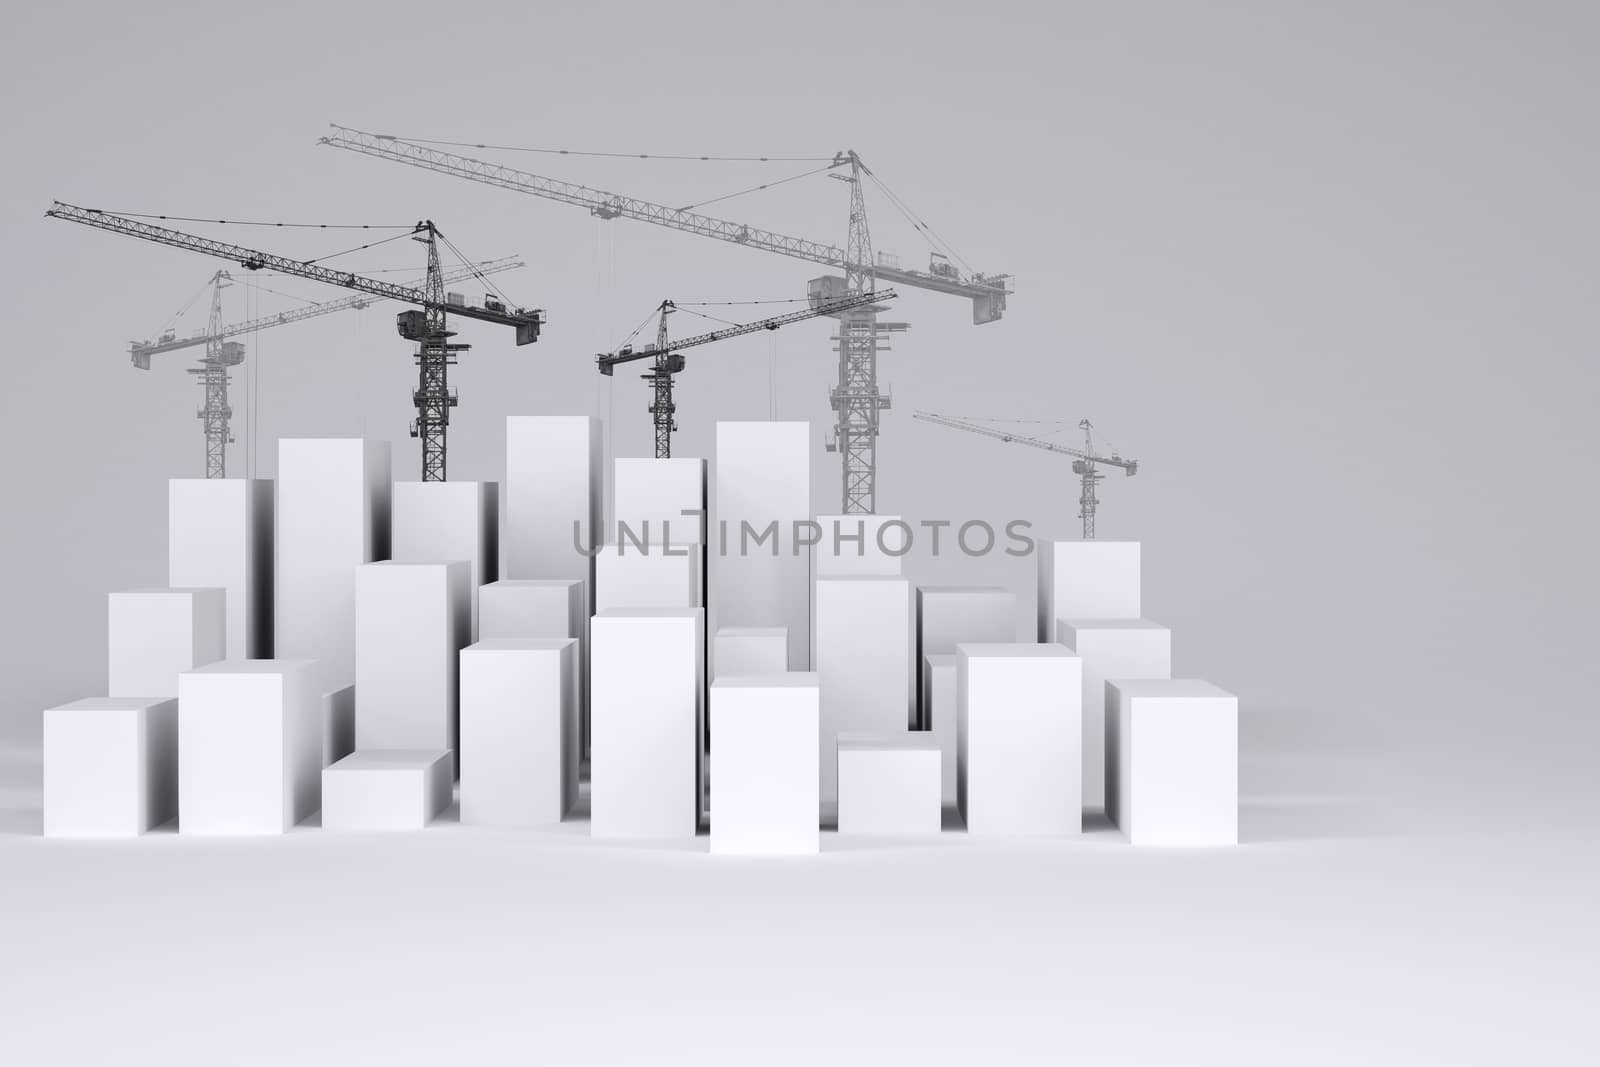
[504, 415, 601, 581]
[480, 579, 584, 642]
[460, 638, 579, 826]
[595, 543, 703, 612]
[178, 660, 320, 835]
[712, 627, 789, 677]
[837, 733, 942, 836]
[322, 750, 453, 831]
[1036, 540, 1140, 641]
[813, 514, 909, 578]
[1057, 618, 1173, 812]
[43, 697, 178, 837]
[276, 438, 391, 690]
[591, 608, 703, 839]
[921, 654, 958, 806]
[1107, 680, 1238, 846]
[712, 421, 810, 672]
[392, 480, 498, 641]
[322, 684, 356, 768]
[916, 585, 1016, 728]
[710, 674, 820, 855]
[169, 478, 273, 659]
[613, 457, 706, 545]
[354, 562, 471, 768]
[814, 576, 912, 810]
[108, 588, 225, 698]
[958, 644, 1082, 836]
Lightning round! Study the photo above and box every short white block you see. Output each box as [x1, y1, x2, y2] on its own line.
[814, 576, 912, 810]
[169, 478, 273, 659]
[479, 579, 584, 642]
[710, 674, 820, 855]
[355, 562, 471, 768]
[1057, 618, 1173, 812]
[43, 697, 178, 837]
[108, 588, 225, 698]
[712, 627, 789, 677]
[460, 639, 579, 826]
[178, 660, 321, 835]
[837, 733, 942, 836]
[613, 457, 706, 545]
[591, 608, 703, 839]
[712, 421, 810, 672]
[916, 585, 1016, 729]
[958, 644, 1082, 835]
[1108, 680, 1238, 846]
[276, 438, 391, 690]
[594, 543, 704, 612]
[321, 750, 452, 831]
[921, 654, 958, 806]
[392, 480, 498, 641]
[1036, 540, 1141, 641]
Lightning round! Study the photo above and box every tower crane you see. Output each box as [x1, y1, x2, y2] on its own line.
[318, 124, 1014, 513]
[45, 202, 544, 481]
[913, 411, 1139, 540]
[599, 289, 896, 458]
[132, 257, 523, 478]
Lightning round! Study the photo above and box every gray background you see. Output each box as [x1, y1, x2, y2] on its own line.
[2, 2, 1596, 1062]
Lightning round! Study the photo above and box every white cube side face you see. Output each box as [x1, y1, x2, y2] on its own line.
[590, 610, 703, 839]
[276, 439, 391, 691]
[107, 589, 226, 699]
[712, 422, 810, 672]
[322, 751, 452, 831]
[392, 480, 499, 641]
[43, 698, 178, 837]
[712, 627, 789, 678]
[814, 578, 913, 809]
[837, 742, 942, 836]
[957, 645, 1082, 835]
[479, 580, 584, 641]
[917, 586, 1016, 730]
[710, 677, 820, 855]
[922, 654, 959, 806]
[1057, 620, 1173, 811]
[169, 478, 273, 660]
[504, 416, 601, 581]
[1037, 541, 1141, 641]
[612, 458, 706, 546]
[594, 545, 704, 613]
[812, 515, 910, 579]
[459, 640, 577, 826]
[1114, 682, 1239, 846]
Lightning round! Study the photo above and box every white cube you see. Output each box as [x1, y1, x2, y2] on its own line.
[1056, 618, 1172, 811]
[814, 576, 912, 809]
[921, 654, 958, 806]
[813, 514, 910, 578]
[108, 588, 225, 698]
[591, 608, 703, 839]
[958, 643, 1082, 835]
[354, 562, 471, 769]
[613, 457, 706, 545]
[712, 421, 810, 671]
[916, 585, 1016, 728]
[1107, 680, 1238, 846]
[43, 697, 178, 837]
[459, 638, 579, 826]
[712, 627, 788, 677]
[321, 750, 453, 831]
[276, 438, 390, 691]
[710, 674, 820, 855]
[169, 477, 273, 659]
[178, 660, 321, 835]
[504, 415, 601, 582]
[392, 480, 498, 640]
[322, 684, 355, 768]
[837, 733, 942, 836]
[595, 542, 704, 612]
[1036, 541, 1141, 641]
[479, 579, 584, 641]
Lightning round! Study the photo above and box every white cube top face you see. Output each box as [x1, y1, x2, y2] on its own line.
[505, 416, 602, 581]
[276, 438, 391, 691]
[1056, 618, 1173, 812]
[813, 515, 911, 578]
[1109, 680, 1238, 846]
[44, 697, 179, 837]
[709, 675, 820, 855]
[1037, 540, 1141, 641]
[168, 478, 273, 660]
[712, 421, 810, 672]
[612, 457, 706, 546]
[107, 588, 226, 699]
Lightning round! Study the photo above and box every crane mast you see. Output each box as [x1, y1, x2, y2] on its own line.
[913, 411, 1139, 540]
[47, 201, 544, 481]
[319, 126, 1011, 511]
[599, 289, 896, 458]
